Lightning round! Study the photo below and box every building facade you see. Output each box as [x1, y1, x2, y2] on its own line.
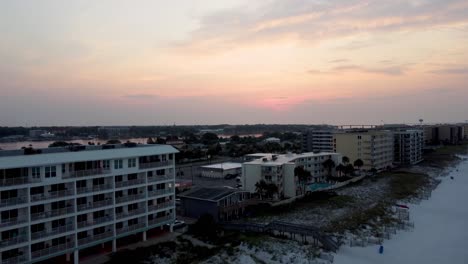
[199, 162, 242, 179]
[0, 144, 177, 264]
[242, 152, 342, 199]
[334, 130, 394, 171]
[393, 130, 424, 165]
[302, 129, 336, 153]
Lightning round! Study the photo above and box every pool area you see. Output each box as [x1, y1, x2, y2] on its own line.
[308, 183, 333, 192]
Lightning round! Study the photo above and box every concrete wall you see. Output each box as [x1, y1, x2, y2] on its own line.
[242, 164, 262, 194]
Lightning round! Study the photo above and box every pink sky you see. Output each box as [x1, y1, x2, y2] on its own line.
[1, 0, 467, 126]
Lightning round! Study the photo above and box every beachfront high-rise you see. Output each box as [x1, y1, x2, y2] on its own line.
[333, 130, 394, 171]
[0, 144, 177, 264]
[393, 129, 424, 165]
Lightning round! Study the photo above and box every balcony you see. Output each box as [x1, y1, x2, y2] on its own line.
[148, 216, 173, 226]
[78, 231, 113, 246]
[0, 196, 27, 208]
[77, 199, 113, 211]
[31, 242, 75, 260]
[2, 255, 28, 264]
[116, 208, 146, 220]
[0, 177, 41, 186]
[63, 168, 111, 179]
[148, 175, 172, 183]
[77, 216, 113, 229]
[77, 184, 113, 194]
[147, 189, 173, 197]
[139, 160, 170, 169]
[31, 207, 75, 221]
[115, 193, 145, 204]
[116, 222, 146, 235]
[0, 218, 28, 228]
[148, 201, 173, 212]
[30, 190, 74, 202]
[0, 234, 28, 247]
[31, 224, 75, 240]
[115, 178, 145, 188]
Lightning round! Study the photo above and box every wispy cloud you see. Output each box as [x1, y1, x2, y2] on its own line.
[429, 67, 468, 74]
[308, 64, 406, 76]
[123, 94, 158, 100]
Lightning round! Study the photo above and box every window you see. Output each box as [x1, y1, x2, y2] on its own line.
[103, 160, 110, 169]
[77, 180, 86, 189]
[156, 169, 165, 176]
[77, 214, 87, 222]
[169, 154, 173, 160]
[116, 222, 123, 229]
[115, 175, 123, 182]
[61, 164, 66, 174]
[128, 174, 137, 181]
[45, 166, 56, 178]
[32, 167, 41, 178]
[114, 160, 123, 169]
[128, 158, 136, 168]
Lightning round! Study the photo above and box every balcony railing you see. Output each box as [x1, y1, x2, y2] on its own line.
[30, 190, 74, 202]
[77, 183, 113, 194]
[147, 175, 172, 183]
[31, 207, 75, 220]
[0, 196, 27, 208]
[2, 255, 28, 264]
[0, 218, 28, 228]
[78, 231, 113, 246]
[77, 216, 113, 229]
[148, 216, 173, 226]
[116, 208, 146, 220]
[63, 168, 111, 179]
[31, 242, 75, 259]
[115, 193, 145, 204]
[148, 201, 173, 212]
[115, 178, 145, 188]
[0, 234, 28, 247]
[31, 224, 75, 240]
[0, 177, 41, 186]
[77, 199, 113, 211]
[147, 189, 173, 197]
[116, 222, 146, 235]
[139, 160, 170, 169]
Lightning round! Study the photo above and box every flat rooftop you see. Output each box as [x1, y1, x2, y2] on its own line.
[178, 187, 245, 202]
[0, 144, 178, 169]
[200, 162, 242, 170]
[244, 152, 339, 166]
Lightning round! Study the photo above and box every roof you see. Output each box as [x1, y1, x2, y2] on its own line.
[0, 144, 178, 169]
[178, 187, 247, 202]
[200, 162, 242, 170]
[244, 152, 340, 166]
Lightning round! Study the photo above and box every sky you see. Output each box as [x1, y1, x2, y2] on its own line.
[0, 0, 467, 126]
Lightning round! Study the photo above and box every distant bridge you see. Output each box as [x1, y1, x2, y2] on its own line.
[221, 220, 339, 252]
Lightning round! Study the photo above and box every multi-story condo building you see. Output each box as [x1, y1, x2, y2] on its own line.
[393, 130, 424, 165]
[302, 129, 337, 153]
[334, 130, 394, 171]
[424, 125, 465, 145]
[242, 152, 342, 199]
[0, 144, 177, 264]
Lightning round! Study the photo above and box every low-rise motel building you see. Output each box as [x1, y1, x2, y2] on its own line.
[0, 143, 177, 264]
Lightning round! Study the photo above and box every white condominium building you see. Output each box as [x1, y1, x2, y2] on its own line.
[242, 152, 342, 199]
[393, 130, 424, 165]
[0, 144, 178, 264]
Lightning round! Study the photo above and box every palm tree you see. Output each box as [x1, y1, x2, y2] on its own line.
[265, 183, 279, 199]
[335, 164, 345, 177]
[370, 168, 378, 175]
[322, 158, 336, 177]
[353, 159, 364, 170]
[255, 180, 268, 199]
[294, 166, 311, 194]
[345, 164, 355, 176]
[342, 156, 350, 165]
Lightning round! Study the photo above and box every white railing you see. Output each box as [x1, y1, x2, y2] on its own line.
[30, 189, 74, 202]
[77, 199, 113, 211]
[147, 189, 173, 197]
[2, 255, 28, 264]
[148, 216, 173, 226]
[0, 234, 28, 247]
[0, 217, 28, 228]
[148, 202, 173, 212]
[78, 231, 113, 246]
[115, 178, 145, 188]
[139, 160, 170, 169]
[115, 193, 145, 204]
[0, 196, 27, 208]
[77, 184, 113, 194]
[116, 208, 146, 220]
[31, 242, 75, 259]
[77, 216, 113, 229]
[31, 207, 75, 220]
[63, 168, 111, 179]
[31, 224, 75, 240]
[116, 222, 146, 235]
[0, 177, 40, 186]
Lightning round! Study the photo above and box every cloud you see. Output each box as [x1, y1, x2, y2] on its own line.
[429, 67, 468, 74]
[123, 94, 158, 100]
[328, 59, 349, 63]
[308, 64, 406, 76]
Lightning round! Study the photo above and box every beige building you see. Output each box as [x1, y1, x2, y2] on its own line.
[334, 130, 394, 171]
